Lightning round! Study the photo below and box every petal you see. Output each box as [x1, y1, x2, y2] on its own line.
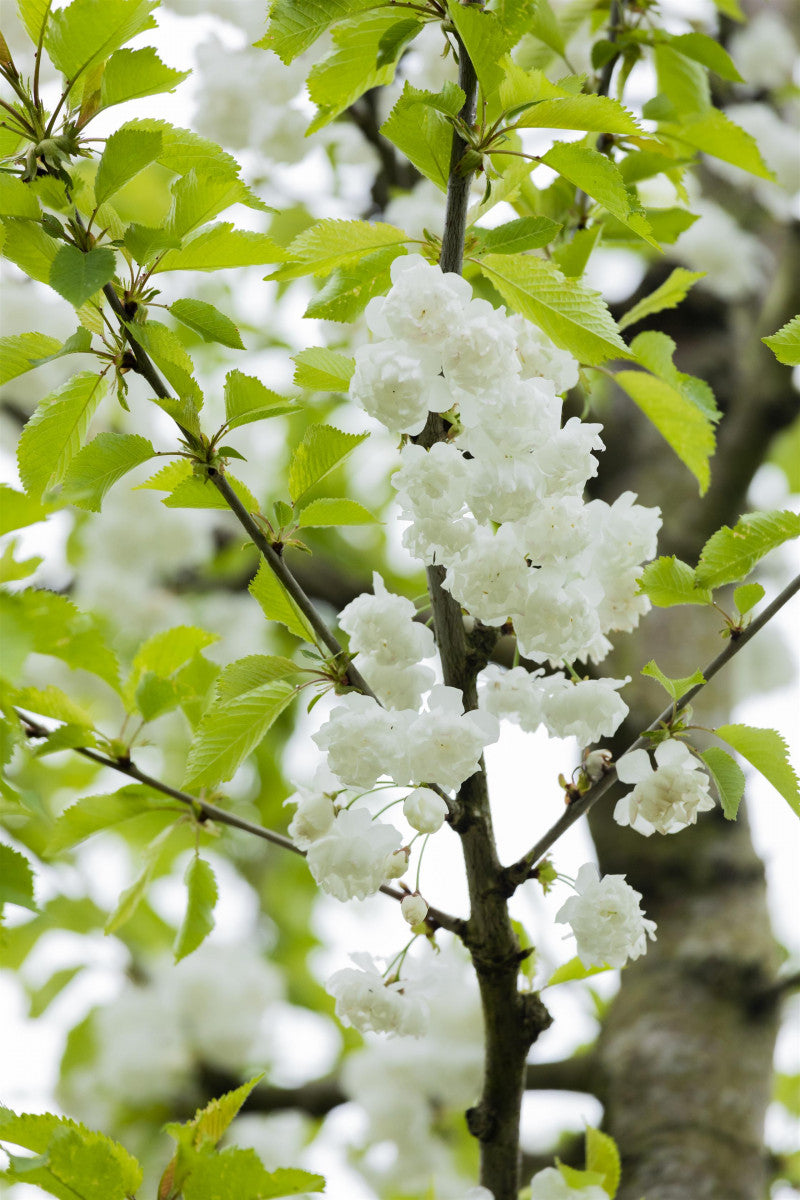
[654, 738, 693, 768]
[616, 748, 652, 784]
[574, 862, 600, 893]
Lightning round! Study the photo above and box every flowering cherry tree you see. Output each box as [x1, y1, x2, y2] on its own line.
[0, 2, 798, 1199]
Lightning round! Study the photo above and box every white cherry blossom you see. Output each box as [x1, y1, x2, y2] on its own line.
[401, 893, 429, 926]
[403, 786, 449, 833]
[406, 685, 499, 791]
[350, 339, 453, 435]
[306, 808, 402, 901]
[327, 952, 429, 1037]
[339, 573, 434, 668]
[556, 863, 657, 969]
[614, 739, 716, 836]
[540, 674, 630, 746]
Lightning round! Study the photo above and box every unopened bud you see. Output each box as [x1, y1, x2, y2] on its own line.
[401, 893, 428, 927]
[584, 749, 613, 782]
[385, 847, 410, 879]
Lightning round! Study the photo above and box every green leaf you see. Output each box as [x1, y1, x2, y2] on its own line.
[135, 673, 184, 722]
[28, 966, 83, 1018]
[163, 473, 260, 513]
[152, 222, 286, 273]
[654, 43, 710, 119]
[668, 32, 743, 82]
[132, 625, 219, 682]
[1, 218, 58, 284]
[304, 246, 401, 322]
[618, 268, 705, 331]
[0, 844, 37, 912]
[0, 485, 50, 535]
[174, 855, 217, 962]
[763, 315, 800, 367]
[99, 46, 189, 108]
[165, 169, 250, 241]
[472, 216, 562, 255]
[261, 0, 374, 63]
[447, 1, 512, 99]
[49, 245, 116, 308]
[297, 497, 377, 527]
[557, 1162, 607, 1191]
[585, 1127, 621, 1198]
[480, 253, 630, 365]
[0, 174, 41, 219]
[60, 432, 154, 511]
[12, 683, 94, 728]
[695, 510, 800, 588]
[0, 332, 61, 384]
[774, 1073, 800, 1118]
[0, 1112, 142, 1198]
[733, 583, 765, 616]
[167, 1076, 264, 1151]
[552, 225, 602, 278]
[712, 0, 744, 19]
[18, 372, 108, 500]
[105, 822, 178, 934]
[44, 0, 157, 82]
[0, 543, 43, 584]
[660, 108, 774, 180]
[124, 221, 181, 265]
[125, 319, 202, 406]
[1, 588, 120, 689]
[183, 682, 296, 789]
[541, 142, 657, 247]
[288, 423, 368, 504]
[46, 786, 177, 854]
[714, 725, 800, 819]
[94, 125, 162, 205]
[381, 81, 466, 191]
[272, 218, 409, 280]
[633, 330, 719, 421]
[546, 956, 613, 986]
[136, 458, 192, 493]
[214, 655, 301, 703]
[292, 347, 354, 392]
[637, 556, 713, 607]
[223, 369, 296, 430]
[17, 0, 53, 44]
[641, 659, 705, 702]
[513, 94, 642, 134]
[249, 561, 316, 643]
[614, 368, 716, 493]
[169, 298, 244, 349]
[700, 747, 746, 820]
[182, 1148, 324, 1200]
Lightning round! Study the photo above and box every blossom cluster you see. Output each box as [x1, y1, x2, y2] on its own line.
[352, 254, 661, 668]
[480, 663, 630, 748]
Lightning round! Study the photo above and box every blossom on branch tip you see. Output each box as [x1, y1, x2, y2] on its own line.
[556, 863, 657, 969]
[306, 808, 402, 901]
[403, 786, 448, 833]
[614, 739, 716, 836]
[327, 952, 429, 1037]
[401, 893, 429, 926]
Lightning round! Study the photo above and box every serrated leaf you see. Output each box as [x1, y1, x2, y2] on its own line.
[447, 1, 513, 99]
[661, 108, 774, 180]
[513, 94, 642, 134]
[0, 844, 37, 912]
[637, 556, 713, 607]
[714, 725, 799, 819]
[18, 372, 107, 501]
[46, 786, 176, 854]
[163, 473, 260, 513]
[124, 221, 181, 265]
[165, 169, 252, 242]
[695, 510, 800, 588]
[292, 347, 355, 392]
[0, 1111, 142, 1197]
[214, 655, 301, 703]
[585, 1127, 621, 1198]
[619, 268, 705, 331]
[654, 42, 710, 119]
[223, 369, 295, 430]
[1, 587, 120, 690]
[183, 682, 296, 788]
[135, 673, 184, 722]
[546, 956, 613, 986]
[61, 432, 154, 511]
[700, 747, 746, 820]
[0, 332, 62, 384]
[733, 583, 765, 615]
[1, 217, 58, 284]
[552, 225, 603, 278]
[49, 244, 116, 308]
[261, 0, 374, 63]
[297, 497, 376, 527]
[17, 0, 52, 44]
[133, 625, 219, 681]
[668, 32, 743, 83]
[632, 330, 719, 420]
[541, 142, 657, 247]
[12, 684, 94, 728]
[249, 560, 315, 643]
[304, 245, 401, 322]
[125, 319, 202, 405]
[100, 46, 189, 108]
[182, 1148, 324, 1200]
[763, 315, 800, 367]
[641, 659, 705, 701]
[105, 822, 178, 934]
[169, 298, 244, 349]
[0, 485, 50, 535]
[288, 423, 368, 504]
[472, 216, 561, 255]
[169, 1076, 264, 1152]
[136, 459, 192, 492]
[94, 126, 162, 205]
[557, 1161, 607, 1190]
[174, 856, 217, 962]
[0, 174, 41, 219]
[480, 253, 630, 365]
[44, 0, 157, 82]
[153, 222, 286, 273]
[381, 81, 466, 191]
[273, 218, 409, 280]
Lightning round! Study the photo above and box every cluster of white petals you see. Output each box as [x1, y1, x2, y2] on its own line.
[305, 807, 402, 901]
[614, 739, 716, 836]
[530, 1167, 609, 1200]
[350, 255, 661, 667]
[338, 573, 435, 708]
[479, 664, 629, 748]
[327, 952, 429, 1037]
[556, 864, 657, 969]
[403, 786, 449, 833]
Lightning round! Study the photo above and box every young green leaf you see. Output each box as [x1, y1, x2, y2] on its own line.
[0, 844, 37, 913]
[637, 557, 713, 607]
[292, 347, 355, 392]
[1, 218, 59, 285]
[223, 370, 295, 430]
[44, 0, 158, 81]
[513, 94, 642, 134]
[167, 1076, 265, 1152]
[260, 0, 374, 63]
[480, 253, 631, 365]
[0, 485, 50, 536]
[733, 582, 765, 615]
[304, 246, 402, 322]
[0, 175, 41, 220]
[165, 168, 250, 241]
[660, 108, 774, 180]
[446, 1, 513, 99]
[105, 822, 178, 934]
[169, 298, 244, 349]
[546, 957, 614, 986]
[668, 32, 744, 82]
[180, 1148, 325, 1200]
[381, 81, 466, 192]
[272, 218, 409, 280]
[152, 222, 286, 273]
[1, 588, 120, 690]
[0, 1111, 142, 1198]
[214, 655, 301, 703]
[183, 681, 297, 788]
[614, 367, 716, 493]
[49, 245, 117, 308]
[249, 561, 316, 643]
[99, 46, 189, 108]
[762, 315, 800, 367]
[174, 855, 217, 962]
[619, 268, 705, 331]
[585, 1127, 622, 1198]
[0, 333, 62, 385]
[641, 660, 705, 702]
[46, 786, 177, 854]
[163, 473, 260, 513]
[94, 125, 163, 205]
[125, 319, 202, 405]
[12, 683, 94, 729]
[132, 625, 219, 683]
[288, 424, 368, 505]
[472, 216, 562, 256]
[540, 142, 657, 247]
[17, 372, 108, 500]
[17, 0, 53, 44]
[700, 747, 746, 820]
[61, 432, 155, 511]
[296, 497, 377, 527]
[695, 510, 800, 588]
[27, 966, 83, 1019]
[714, 725, 800, 819]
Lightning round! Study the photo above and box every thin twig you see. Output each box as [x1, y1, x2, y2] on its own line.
[504, 571, 800, 889]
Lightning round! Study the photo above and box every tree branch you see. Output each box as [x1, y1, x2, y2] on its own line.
[524, 1053, 601, 1097]
[504, 571, 800, 889]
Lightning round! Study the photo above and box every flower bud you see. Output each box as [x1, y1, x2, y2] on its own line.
[401, 893, 429, 927]
[385, 847, 410, 879]
[403, 786, 448, 833]
[584, 748, 612, 782]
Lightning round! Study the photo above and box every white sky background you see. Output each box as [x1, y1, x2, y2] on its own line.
[0, 2, 799, 1197]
